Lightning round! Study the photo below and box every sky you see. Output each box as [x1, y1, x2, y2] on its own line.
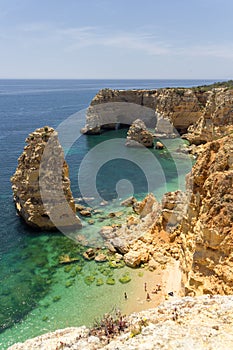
[0, 0, 233, 79]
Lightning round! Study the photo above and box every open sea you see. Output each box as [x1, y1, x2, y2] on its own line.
[0, 79, 219, 348]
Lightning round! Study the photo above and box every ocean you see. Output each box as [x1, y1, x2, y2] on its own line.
[0, 79, 218, 348]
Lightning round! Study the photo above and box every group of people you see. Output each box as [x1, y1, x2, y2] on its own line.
[123, 282, 163, 301]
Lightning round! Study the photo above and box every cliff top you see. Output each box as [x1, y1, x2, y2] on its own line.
[9, 295, 233, 350]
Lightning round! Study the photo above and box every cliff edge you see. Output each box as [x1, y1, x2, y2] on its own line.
[8, 295, 233, 350]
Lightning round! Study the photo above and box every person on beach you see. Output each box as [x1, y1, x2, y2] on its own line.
[146, 293, 151, 301]
[124, 292, 128, 300]
[144, 282, 147, 292]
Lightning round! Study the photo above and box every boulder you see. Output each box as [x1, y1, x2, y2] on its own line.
[83, 248, 96, 260]
[120, 196, 137, 207]
[79, 209, 92, 217]
[94, 253, 108, 262]
[155, 141, 164, 149]
[110, 237, 129, 254]
[124, 251, 142, 268]
[133, 193, 158, 218]
[99, 226, 115, 239]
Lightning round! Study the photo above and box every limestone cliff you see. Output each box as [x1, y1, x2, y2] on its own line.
[82, 84, 233, 145]
[11, 126, 81, 230]
[179, 134, 233, 295]
[82, 87, 204, 135]
[184, 88, 233, 144]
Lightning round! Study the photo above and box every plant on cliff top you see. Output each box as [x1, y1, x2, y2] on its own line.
[90, 308, 128, 340]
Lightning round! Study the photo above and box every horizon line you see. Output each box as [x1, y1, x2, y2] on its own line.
[0, 78, 228, 81]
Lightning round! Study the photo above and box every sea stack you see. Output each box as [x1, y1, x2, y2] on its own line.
[11, 126, 81, 230]
[125, 119, 154, 147]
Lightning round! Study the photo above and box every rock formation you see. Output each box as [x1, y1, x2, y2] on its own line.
[81, 89, 157, 134]
[99, 134, 233, 296]
[81, 84, 233, 145]
[11, 126, 81, 230]
[179, 133, 233, 295]
[81, 87, 204, 136]
[125, 119, 154, 147]
[183, 88, 233, 144]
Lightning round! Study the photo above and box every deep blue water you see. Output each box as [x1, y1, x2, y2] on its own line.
[0, 79, 220, 348]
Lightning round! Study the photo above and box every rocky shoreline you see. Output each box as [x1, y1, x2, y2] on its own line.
[9, 81, 233, 349]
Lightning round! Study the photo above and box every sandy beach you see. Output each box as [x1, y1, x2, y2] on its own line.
[121, 259, 182, 315]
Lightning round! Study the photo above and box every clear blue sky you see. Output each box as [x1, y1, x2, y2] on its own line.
[0, 0, 232, 79]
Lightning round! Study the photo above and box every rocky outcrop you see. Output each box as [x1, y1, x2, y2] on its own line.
[81, 87, 206, 136]
[82, 85, 233, 146]
[183, 88, 233, 144]
[155, 88, 206, 134]
[179, 134, 233, 295]
[125, 119, 154, 147]
[8, 295, 233, 350]
[81, 89, 157, 134]
[11, 126, 81, 230]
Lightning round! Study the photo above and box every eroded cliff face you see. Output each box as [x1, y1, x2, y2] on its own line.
[184, 88, 233, 144]
[11, 126, 81, 230]
[82, 86, 233, 145]
[179, 134, 233, 295]
[82, 87, 205, 135]
[155, 88, 206, 134]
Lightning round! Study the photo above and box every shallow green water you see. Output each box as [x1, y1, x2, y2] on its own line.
[0, 132, 193, 349]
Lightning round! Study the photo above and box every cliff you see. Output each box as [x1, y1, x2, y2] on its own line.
[81, 83, 233, 145]
[184, 87, 233, 144]
[11, 126, 81, 230]
[81, 87, 204, 135]
[8, 295, 233, 350]
[179, 133, 233, 295]
[98, 133, 233, 296]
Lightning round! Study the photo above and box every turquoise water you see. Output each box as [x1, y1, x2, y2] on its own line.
[0, 79, 215, 348]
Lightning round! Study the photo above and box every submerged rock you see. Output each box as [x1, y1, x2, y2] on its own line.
[155, 141, 164, 149]
[11, 126, 81, 230]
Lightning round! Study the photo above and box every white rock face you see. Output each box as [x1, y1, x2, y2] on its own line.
[8, 295, 233, 350]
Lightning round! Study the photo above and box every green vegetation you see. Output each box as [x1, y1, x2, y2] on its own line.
[192, 80, 233, 92]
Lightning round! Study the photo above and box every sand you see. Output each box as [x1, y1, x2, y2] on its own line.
[121, 259, 183, 315]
